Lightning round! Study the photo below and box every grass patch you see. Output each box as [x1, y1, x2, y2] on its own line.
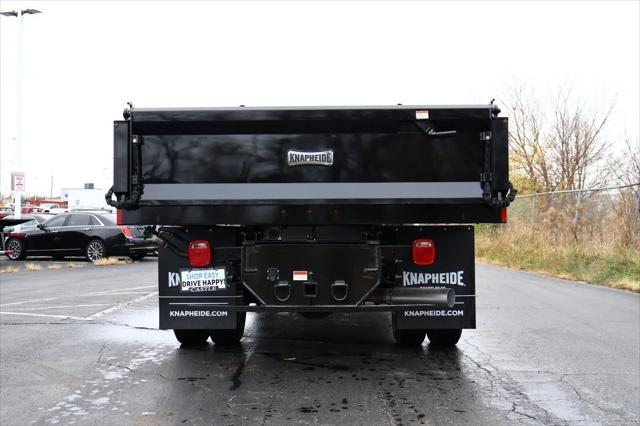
[94, 257, 131, 266]
[24, 263, 42, 272]
[476, 226, 640, 292]
[48, 264, 62, 270]
[66, 263, 84, 269]
[0, 266, 19, 273]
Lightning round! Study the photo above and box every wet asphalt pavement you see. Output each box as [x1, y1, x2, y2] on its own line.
[0, 258, 638, 425]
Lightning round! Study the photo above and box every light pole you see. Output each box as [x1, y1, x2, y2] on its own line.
[1, 8, 41, 223]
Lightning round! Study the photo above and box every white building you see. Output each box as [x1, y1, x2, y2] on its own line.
[61, 184, 113, 212]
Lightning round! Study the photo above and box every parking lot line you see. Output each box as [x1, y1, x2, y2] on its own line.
[18, 304, 111, 311]
[85, 291, 158, 320]
[0, 297, 59, 307]
[84, 291, 153, 296]
[0, 311, 90, 321]
[82, 285, 157, 296]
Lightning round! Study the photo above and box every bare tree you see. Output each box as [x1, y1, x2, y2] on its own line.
[504, 85, 614, 193]
[505, 86, 552, 193]
[503, 84, 615, 241]
[610, 138, 640, 247]
[615, 138, 640, 187]
[549, 89, 614, 191]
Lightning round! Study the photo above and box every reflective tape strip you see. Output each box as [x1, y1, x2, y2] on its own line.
[142, 182, 482, 201]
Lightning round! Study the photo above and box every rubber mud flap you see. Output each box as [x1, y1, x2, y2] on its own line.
[160, 299, 237, 330]
[393, 226, 476, 330]
[157, 235, 241, 330]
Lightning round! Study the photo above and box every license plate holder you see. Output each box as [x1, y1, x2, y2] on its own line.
[179, 267, 227, 293]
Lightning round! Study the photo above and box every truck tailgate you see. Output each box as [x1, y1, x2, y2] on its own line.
[112, 105, 513, 225]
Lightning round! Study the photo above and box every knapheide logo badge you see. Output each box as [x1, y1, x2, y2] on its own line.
[287, 150, 334, 167]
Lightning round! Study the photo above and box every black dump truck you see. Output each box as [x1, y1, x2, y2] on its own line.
[107, 104, 515, 347]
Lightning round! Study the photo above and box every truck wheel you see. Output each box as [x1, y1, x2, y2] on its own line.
[210, 312, 246, 346]
[174, 329, 209, 345]
[391, 313, 426, 345]
[5, 238, 26, 260]
[426, 329, 462, 347]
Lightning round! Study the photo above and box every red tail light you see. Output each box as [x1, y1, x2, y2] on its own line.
[118, 226, 133, 239]
[188, 240, 211, 267]
[412, 238, 435, 265]
[500, 207, 508, 223]
[116, 209, 122, 225]
[7, 232, 26, 238]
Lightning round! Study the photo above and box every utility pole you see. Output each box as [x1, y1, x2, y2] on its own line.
[1, 8, 41, 225]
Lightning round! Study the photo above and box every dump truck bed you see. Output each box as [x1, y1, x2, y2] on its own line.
[111, 104, 513, 225]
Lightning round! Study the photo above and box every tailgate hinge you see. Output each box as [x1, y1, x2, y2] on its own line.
[105, 103, 144, 210]
[480, 172, 493, 182]
[480, 129, 517, 208]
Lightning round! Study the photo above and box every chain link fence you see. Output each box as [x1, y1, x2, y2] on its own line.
[507, 184, 640, 249]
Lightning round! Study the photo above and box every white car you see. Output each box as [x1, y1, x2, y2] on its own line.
[48, 207, 70, 214]
[39, 203, 62, 213]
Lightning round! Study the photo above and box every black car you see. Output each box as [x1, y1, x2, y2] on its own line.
[2, 213, 54, 232]
[4, 212, 157, 262]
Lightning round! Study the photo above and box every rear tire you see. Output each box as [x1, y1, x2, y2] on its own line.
[210, 312, 246, 345]
[391, 313, 426, 346]
[86, 239, 107, 262]
[426, 329, 462, 347]
[5, 238, 26, 260]
[174, 329, 209, 346]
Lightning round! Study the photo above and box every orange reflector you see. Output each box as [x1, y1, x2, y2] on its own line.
[500, 207, 508, 223]
[293, 270, 308, 281]
[118, 226, 133, 239]
[188, 240, 211, 267]
[412, 238, 435, 265]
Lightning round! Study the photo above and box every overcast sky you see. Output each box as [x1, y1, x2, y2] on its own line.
[1, 0, 638, 196]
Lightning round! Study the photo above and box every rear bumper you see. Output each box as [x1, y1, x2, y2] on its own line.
[159, 298, 473, 330]
[163, 303, 461, 313]
[127, 244, 157, 252]
[110, 238, 156, 255]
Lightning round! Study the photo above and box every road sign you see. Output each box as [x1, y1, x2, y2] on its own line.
[11, 172, 25, 191]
